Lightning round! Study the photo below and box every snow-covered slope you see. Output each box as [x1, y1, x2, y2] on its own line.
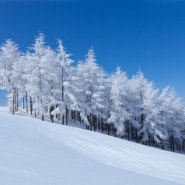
[0, 112, 185, 185]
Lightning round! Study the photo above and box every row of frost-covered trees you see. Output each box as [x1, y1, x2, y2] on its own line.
[0, 33, 185, 153]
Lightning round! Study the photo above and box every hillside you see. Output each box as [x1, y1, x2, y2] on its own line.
[0, 111, 185, 185]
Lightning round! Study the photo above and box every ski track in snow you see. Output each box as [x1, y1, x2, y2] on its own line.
[0, 111, 185, 185]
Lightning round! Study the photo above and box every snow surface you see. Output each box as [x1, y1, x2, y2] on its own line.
[0, 110, 185, 185]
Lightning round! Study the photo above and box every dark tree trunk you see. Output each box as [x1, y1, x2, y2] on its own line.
[66, 106, 68, 125]
[26, 92, 28, 113]
[170, 134, 175, 152]
[107, 124, 110, 135]
[16, 91, 18, 111]
[50, 105, 54, 123]
[30, 97, 32, 114]
[101, 117, 104, 133]
[23, 96, 25, 109]
[61, 66, 64, 106]
[131, 125, 134, 141]
[88, 114, 92, 131]
[74, 110, 76, 123]
[12, 89, 15, 115]
[136, 128, 139, 143]
[62, 115, 65, 125]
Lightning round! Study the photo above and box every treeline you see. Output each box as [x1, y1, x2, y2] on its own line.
[0, 33, 185, 153]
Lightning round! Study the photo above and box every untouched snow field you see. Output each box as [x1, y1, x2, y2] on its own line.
[0, 111, 185, 185]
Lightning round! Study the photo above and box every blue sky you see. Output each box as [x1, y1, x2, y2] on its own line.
[0, 0, 185, 105]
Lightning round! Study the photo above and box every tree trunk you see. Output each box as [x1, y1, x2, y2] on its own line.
[12, 89, 15, 115]
[101, 117, 104, 133]
[26, 92, 28, 112]
[50, 105, 54, 123]
[23, 97, 25, 109]
[65, 106, 68, 125]
[62, 115, 65, 125]
[16, 91, 18, 111]
[30, 97, 32, 114]
[61, 67, 64, 102]
[107, 124, 110, 135]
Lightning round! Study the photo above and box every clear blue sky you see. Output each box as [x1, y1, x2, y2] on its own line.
[0, 0, 185, 105]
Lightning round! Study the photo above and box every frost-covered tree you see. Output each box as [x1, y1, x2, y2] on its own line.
[11, 53, 27, 112]
[76, 48, 106, 130]
[25, 33, 50, 119]
[52, 39, 78, 124]
[0, 39, 20, 114]
[129, 71, 161, 144]
[107, 67, 130, 136]
[158, 87, 185, 151]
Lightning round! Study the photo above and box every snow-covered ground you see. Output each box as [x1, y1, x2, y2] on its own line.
[0, 111, 185, 185]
